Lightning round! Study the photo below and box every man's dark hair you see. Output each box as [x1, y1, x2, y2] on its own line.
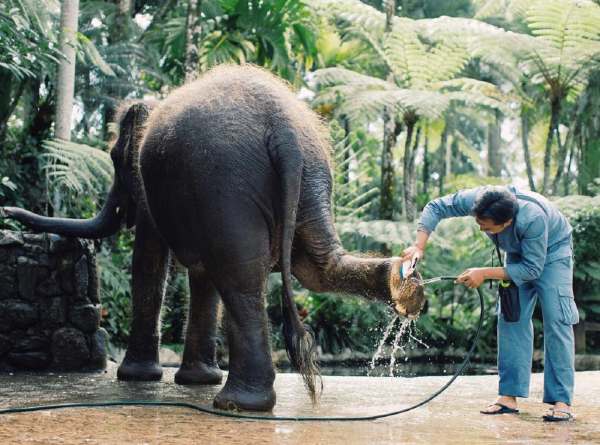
[472, 186, 519, 225]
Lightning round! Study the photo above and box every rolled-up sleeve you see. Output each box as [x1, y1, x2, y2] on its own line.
[505, 215, 548, 286]
[418, 187, 483, 232]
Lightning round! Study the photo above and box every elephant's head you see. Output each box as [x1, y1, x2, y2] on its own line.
[389, 259, 426, 319]
[0, 101, 155, 238]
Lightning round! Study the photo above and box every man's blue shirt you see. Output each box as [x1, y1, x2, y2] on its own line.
[418, 185, 573, 286]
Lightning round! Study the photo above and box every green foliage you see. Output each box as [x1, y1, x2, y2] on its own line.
[556, 196, 600, 323]
[301, 291, 393, 354]
[267, 277, 395, 355]
[525, 0, 600, 90]
[41, 139, 114, 215]
[97, 233, 134, 347]
[146, 0, 319, 85]
[0, 1, 62, 80]
[330, 120, 381, 219]
[161, 266, 190, 344]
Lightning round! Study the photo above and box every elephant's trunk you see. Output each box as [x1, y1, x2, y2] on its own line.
[1, 183, 126, 239]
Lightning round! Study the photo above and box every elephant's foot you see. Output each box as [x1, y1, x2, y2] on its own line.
[174, 361, 223, 385]
[117, 358, 163, 381]
[213, 383, 276, 412]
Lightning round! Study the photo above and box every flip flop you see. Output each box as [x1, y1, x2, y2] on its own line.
[480, 403, 519, 415]
[543, 408, 573, 422]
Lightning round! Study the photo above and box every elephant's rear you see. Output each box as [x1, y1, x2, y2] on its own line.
[138, 65, 332, 266]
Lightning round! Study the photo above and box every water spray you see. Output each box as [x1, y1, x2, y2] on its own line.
[0, 277, 484, 422]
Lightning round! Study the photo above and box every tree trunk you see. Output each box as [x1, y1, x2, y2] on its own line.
[185, 0, 203, 82]
[401, 114, 419, 222]
[380, 110, 397, 220]
[0, 70, 13, 152]
[379, 0, 397, 221]
[406, 124, 420, 222]
[541, 96, 561, 195]
[140, 0, 177, 41]
[55, 0, 79, 141]
[487, 110, 502, 177]
[439, 122, 448, 195]
[401, 119, 414, 220]
[521, 112, 536, 192]
[114, 0, 132, 42]
[422, 123, 429, 198]
[563, 140, 575, 195]
[444, 122, 452, 180]
[552, 95, 583, 195]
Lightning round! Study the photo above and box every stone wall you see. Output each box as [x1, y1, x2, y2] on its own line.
[0, 230, 107, 372]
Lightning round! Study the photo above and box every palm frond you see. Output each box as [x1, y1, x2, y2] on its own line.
[474, 0, 537, 21]
[14, 0, 60, 39]
[332, 130, 380, 218]
[335, 218, 416, 246]
[443, 90, 513, 116]
[525, 0, 600, 84]
[76, 32, 116, 77]
[42, 139, 114, 212]
[385, 26, 429, 88]
[413, 16, 541, 65]
[200, 31, 255, 69]
[310, 0, 386, 36]
[313, 67, 393, 89]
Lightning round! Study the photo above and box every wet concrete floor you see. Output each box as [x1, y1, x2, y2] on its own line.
[0, 363, 598, 444]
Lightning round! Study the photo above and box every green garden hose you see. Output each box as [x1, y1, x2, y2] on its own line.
[0, 277, 484, 422]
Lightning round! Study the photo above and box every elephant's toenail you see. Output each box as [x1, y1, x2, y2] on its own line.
[213, 397, 220, 409]
[227, 401, 237, 411]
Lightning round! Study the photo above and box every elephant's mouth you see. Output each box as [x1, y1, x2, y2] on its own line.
[389, 259, 426, 318]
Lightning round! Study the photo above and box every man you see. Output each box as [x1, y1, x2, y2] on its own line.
[401, 185, 577, 421]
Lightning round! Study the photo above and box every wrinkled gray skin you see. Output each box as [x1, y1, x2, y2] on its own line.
[1, 65, 425, 412]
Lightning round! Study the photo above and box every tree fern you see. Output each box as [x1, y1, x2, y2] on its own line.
[332, 130, 380, 219]
[42, 139, 114, 215]
[335, 218, 416, 247]
[525, 0, 600, 88]
[474, 0, 537, 21]
[0, 1, 62, 80]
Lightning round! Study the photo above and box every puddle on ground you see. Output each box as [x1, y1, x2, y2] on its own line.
[1, 365, 598, 444]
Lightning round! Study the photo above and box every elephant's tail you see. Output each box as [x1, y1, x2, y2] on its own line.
[270, 131, 322, 405]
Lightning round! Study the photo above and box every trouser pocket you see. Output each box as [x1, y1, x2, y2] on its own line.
[558, 284, 579, 325]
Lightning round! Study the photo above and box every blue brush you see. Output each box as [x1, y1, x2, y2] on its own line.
[399, 252, 420, 279]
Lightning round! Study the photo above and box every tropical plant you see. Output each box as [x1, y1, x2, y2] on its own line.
[144, 0, 319, 85]
[329, 121, 381, 219]
[0, 0, 62, 146]
[523, 0, 600, 194]
[41, 139, 114, 215]
[313, 0, 510, 222]
[474, 0, 600, 195]
[97, 233, 134, 347]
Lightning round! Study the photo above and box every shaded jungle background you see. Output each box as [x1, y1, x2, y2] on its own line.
[1, 0, 599, 372]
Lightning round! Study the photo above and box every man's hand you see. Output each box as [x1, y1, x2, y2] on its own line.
[455, 268, 488, 289]
[401, 245, 424, 263]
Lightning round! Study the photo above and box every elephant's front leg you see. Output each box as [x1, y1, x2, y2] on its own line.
[174, 267, 223, 385]
[213, 292, 276, 411]
[117, 207, 171, 381]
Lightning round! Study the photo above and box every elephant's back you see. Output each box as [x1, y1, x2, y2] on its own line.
[142, 65, 331, 164]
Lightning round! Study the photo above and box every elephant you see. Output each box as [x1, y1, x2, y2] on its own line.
[1, 64, 426, 412]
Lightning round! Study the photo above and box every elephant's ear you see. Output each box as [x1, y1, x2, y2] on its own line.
[111, 102, 150, 173]
[111, 102, 153, 229]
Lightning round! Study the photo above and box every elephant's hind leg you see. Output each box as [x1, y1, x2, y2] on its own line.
[175, 267, 223, 385]
[208, 255, 276, 411]
[212, 291, 276, 411]
[117, 205, 171, 381]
